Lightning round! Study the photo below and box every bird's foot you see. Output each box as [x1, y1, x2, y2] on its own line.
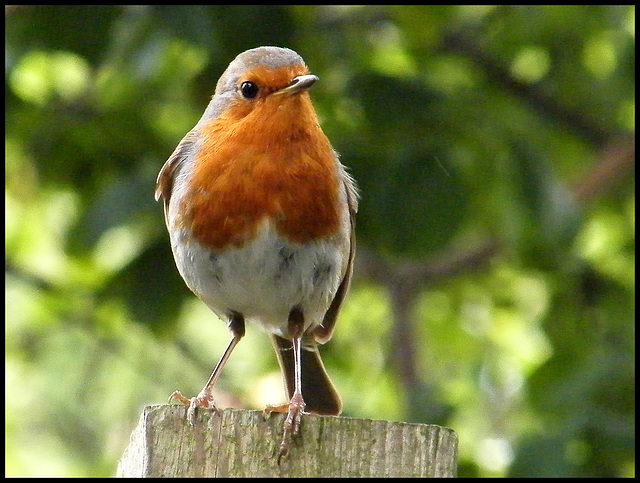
[169, 390, 219, 426]
[264, 393, 306, 464]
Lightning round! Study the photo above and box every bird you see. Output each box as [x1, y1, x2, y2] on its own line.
[154, 46, 358, 461]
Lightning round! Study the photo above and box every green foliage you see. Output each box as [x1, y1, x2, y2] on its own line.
[5, 5, 634, 477]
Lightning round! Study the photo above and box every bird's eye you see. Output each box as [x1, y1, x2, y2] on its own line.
[240, 81, 259, 99]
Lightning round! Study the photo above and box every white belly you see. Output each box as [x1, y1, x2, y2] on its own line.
[169, 219, 347, 338]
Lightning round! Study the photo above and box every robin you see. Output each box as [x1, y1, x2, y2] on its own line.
[155, 46, 358, 461]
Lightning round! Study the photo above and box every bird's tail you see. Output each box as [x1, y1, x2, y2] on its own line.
[270, 334, 342, 416]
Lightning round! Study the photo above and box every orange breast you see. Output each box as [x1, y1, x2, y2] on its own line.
[183, 93, 340, 250]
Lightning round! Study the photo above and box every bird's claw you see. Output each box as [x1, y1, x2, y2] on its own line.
[169, 390, 219, 426]
[264, 394, 306, 464]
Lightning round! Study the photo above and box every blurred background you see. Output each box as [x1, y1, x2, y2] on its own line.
[5, 5, 634, 477]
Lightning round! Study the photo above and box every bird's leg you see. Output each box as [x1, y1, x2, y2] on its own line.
[264, 307, 306, 463]
[170, 311, 245, 425]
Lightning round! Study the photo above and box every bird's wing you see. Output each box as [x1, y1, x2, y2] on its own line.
[154, 130, 199, 208]
[313, 167, 358, 344]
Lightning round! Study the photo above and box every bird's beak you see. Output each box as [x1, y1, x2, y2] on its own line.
[275, 74, 318, 96]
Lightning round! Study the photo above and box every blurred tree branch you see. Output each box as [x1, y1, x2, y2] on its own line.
[440, 29, 624, 147]
[358, 133, 634, 407]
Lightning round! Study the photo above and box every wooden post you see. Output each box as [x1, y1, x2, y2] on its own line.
[117, 405, 458, 477]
